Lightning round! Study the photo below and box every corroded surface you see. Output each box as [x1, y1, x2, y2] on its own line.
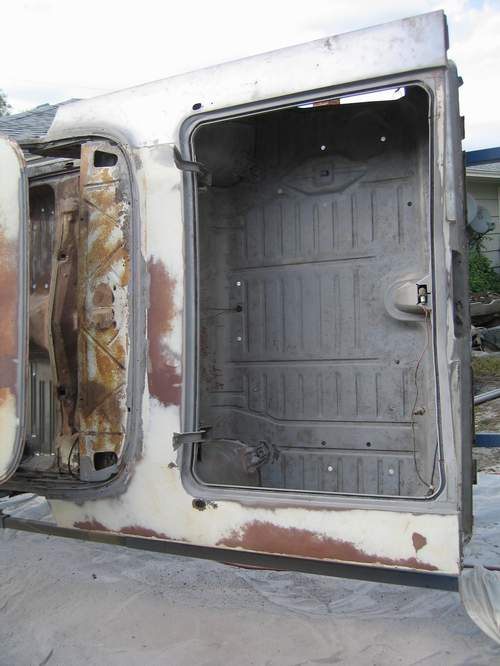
[147, 259, 181, 407]
[0, 138, 26, 481]
[217, 521, 438, 572]
[42, 13, 465, 579]
[77, 143, 131, 468]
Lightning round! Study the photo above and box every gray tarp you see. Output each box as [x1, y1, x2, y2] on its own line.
[460, 566, 500, 644]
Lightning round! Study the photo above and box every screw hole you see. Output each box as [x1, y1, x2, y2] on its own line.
[407, 201, 413, 207]
[192, 102, 202, 111]
[366, 442, 372, 447]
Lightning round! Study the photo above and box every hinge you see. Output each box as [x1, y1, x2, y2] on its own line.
[172, 428, 210, 450]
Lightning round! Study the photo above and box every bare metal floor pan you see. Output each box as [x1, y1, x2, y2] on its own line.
[194, 90, 438, 498]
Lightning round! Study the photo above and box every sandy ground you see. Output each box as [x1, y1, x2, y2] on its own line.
[0, 475, 499, 666]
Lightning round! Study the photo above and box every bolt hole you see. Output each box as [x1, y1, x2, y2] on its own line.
[321, 440, 326, 446]
[59, 252, 66, 261]
[407, 201, 413, 207]
[192, 102, 202, 111]
[366, 442, 372, 447]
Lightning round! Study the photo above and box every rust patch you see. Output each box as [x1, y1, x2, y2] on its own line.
[0, 230, 19, 395]
[119, 524, 175, 540]
[73, 519, 178, 541]
[0, 386, 14, 409]
[93, 282, 114, 307]
[75, 142, 130, 463]
[147, 259, 181, 406]
[217, 522, 438, 572]
[74, 519, 109, 532]
[412, 532, 427, 552]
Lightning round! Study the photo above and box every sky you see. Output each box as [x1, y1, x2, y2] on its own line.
[1, 0, 498, 150]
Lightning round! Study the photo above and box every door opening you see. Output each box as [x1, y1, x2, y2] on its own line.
[189, 85, 440, 499]
[9, 141, 132, 489]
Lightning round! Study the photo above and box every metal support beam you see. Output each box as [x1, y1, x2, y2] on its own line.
[0, 512, 459, 592]
[474, 388, 500, 406]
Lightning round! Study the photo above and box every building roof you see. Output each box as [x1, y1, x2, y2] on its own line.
[466, 147, 500, 166]
[465, 147, 500, 180]
[467, 162, 500, 180]
[467, 162, 500, 175]
[0, 100, 78, 142]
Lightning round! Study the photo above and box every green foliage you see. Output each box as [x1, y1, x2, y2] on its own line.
[472, 354, 500, 379]
[469, 249, 500, 293]
[0, 90, 11, 117]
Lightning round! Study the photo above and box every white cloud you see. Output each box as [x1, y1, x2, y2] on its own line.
[1, 0, 498, 149]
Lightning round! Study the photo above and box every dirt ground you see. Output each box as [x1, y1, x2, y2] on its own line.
[0, 358, 498, 665]
[1, 474, 499, 666]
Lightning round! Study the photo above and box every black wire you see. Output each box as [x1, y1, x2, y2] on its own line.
[67, 437, 80, 480]
[429, 439, 440, 490]
[410, 306, 435, 492]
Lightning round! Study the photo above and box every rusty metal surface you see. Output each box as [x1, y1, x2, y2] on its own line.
[27, 176, 80, 467]
[40, 132, 461, 578]
[217, 521, 438, 571]
[0, 138, 27, 482]
[147, 259, 181, 407]
[49, 189, 79, 438]
[20, 14, 465, 579]
[77, 142, 131, 471]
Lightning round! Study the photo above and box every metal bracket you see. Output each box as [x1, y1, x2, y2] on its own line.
[173, 147, 212, 186]
[172, 428, 210, 450]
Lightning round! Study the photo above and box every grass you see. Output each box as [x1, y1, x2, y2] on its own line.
[472, 355, 500, 379]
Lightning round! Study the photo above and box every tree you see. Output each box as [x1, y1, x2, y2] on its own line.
[0, 90, 11, 117]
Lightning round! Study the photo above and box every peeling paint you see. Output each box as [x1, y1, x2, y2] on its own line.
[0, 139, 24, 482]
[77, 143, 131, 467]
[218, 522, 438, 571]
[42, 13, 464, 580]
[412, 532, 427, 552]
[147, 259, 181, 407]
